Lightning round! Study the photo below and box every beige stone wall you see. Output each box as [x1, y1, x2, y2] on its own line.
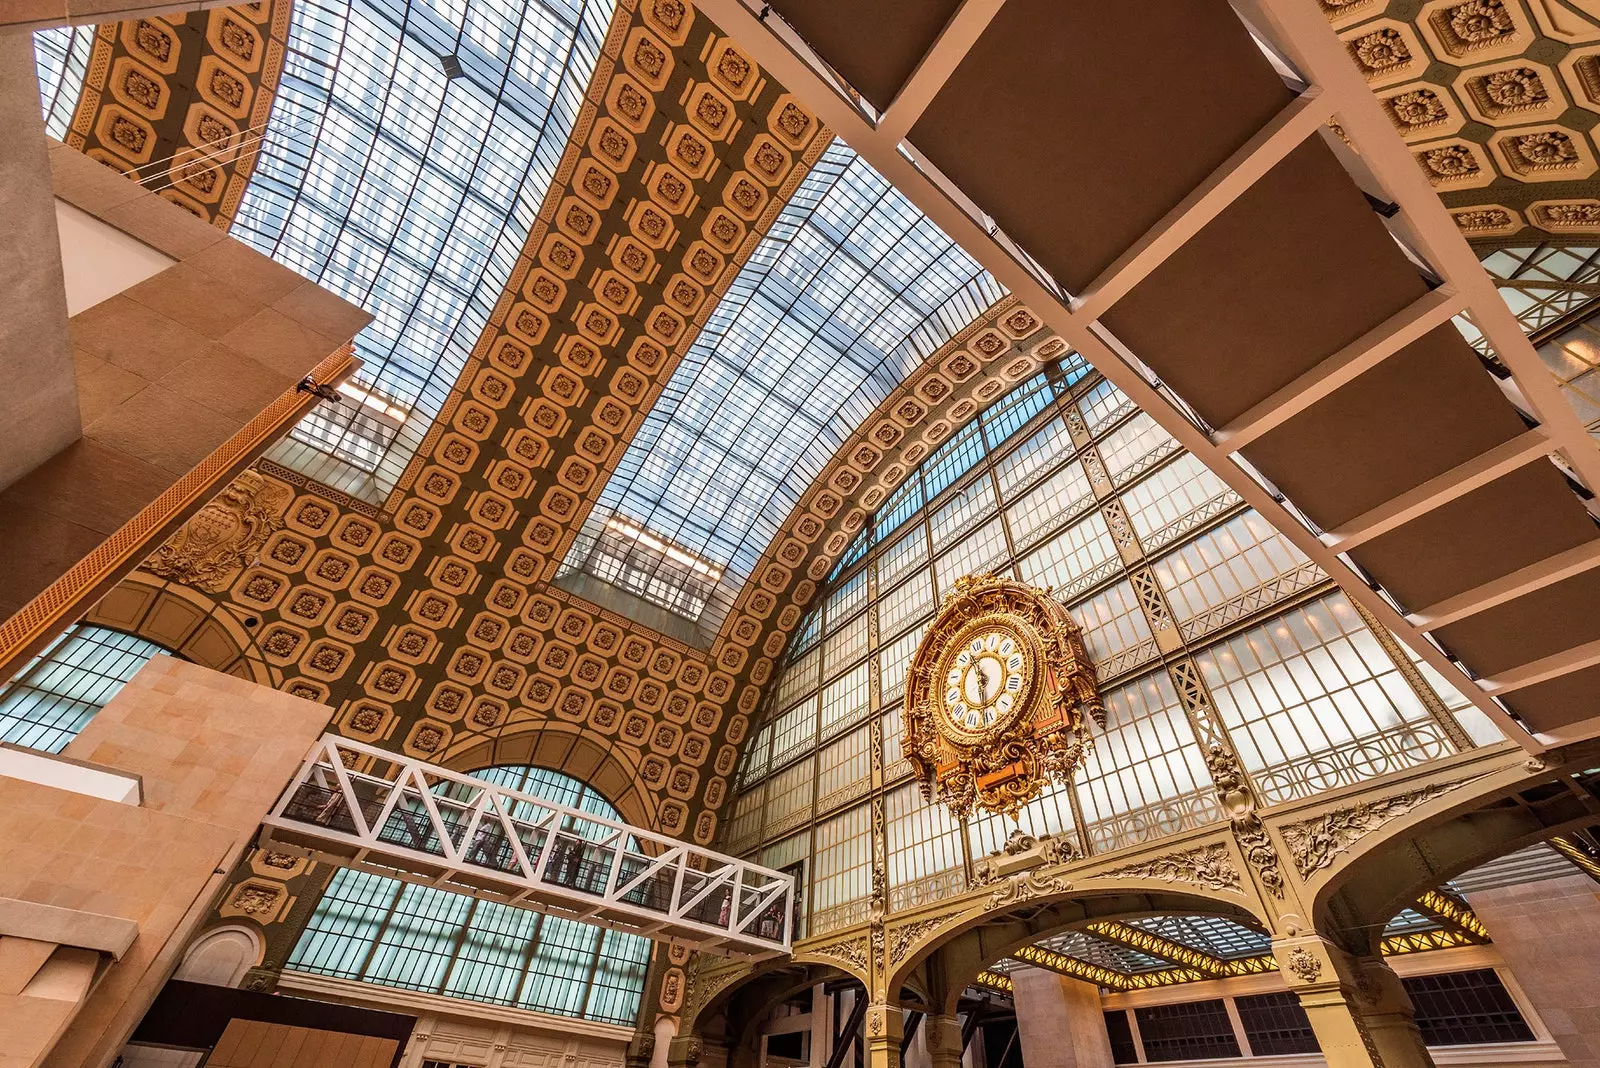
[0, 656, 330, 1068]
[276, 972, 630, 1068]
[1468, 874, 1600, 1068]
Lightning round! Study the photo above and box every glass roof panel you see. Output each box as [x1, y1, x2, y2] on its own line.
[566, 139, 1004, 628]
[232, 0, 616, 501]
[33, 26, 95, 139]
[1125, 915, 1272, 960]
[1037, 930, 1169, 974]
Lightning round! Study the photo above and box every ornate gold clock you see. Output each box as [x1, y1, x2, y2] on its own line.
[903, 573, 1103, 820]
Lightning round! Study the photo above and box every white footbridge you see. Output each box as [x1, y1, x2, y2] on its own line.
[259, 735, 794, 959]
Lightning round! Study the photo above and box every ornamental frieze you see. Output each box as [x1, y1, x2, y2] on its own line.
[1100, 843, 1242, 894]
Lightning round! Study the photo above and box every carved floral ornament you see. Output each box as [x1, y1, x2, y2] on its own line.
[902, 574, 1104, 820]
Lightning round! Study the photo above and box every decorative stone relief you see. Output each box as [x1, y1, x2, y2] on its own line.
[1281, 781, 1463, 878]
[809, 934, 869, 975]
[1286, 945, 1324, 982]
[888, 916, 946, 966]
[1101, 843, 1242, 893]
[143, 471, 291, 591]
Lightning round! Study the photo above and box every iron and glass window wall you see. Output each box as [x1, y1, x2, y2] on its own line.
[561, 139, 1005, 634]
[1404, 969, 1536, 1046]
[33, 27, 97, 139]
[726, 359, 1478, 932]
[288, 765, 650, 1025]
[0, 625, 167, 753]
[230, 0, 616, 501]
[1100, 970, 1536, 1063]
[1134, 1000, 1242, 1062]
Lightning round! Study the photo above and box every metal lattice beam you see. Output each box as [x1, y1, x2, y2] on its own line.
[1010, 944, 1133, 990]
[1083, 921, 1230, 977]
[260, 735, 795, 959]
[1413, 890, 1491, 941]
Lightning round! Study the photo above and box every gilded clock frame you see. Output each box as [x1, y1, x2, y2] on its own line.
[933, 613, 1040, 747]
[903, 573, 1104, 819]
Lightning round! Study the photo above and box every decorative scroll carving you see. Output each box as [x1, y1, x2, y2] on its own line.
[142, 470, 290, 591]
[809, 934, 869, 975]
[888, 916, 945, 966]
[1101, 843, 1242, 893]
[986, 868, 1073, 909]
[971, 828, 1080, 886]
[1204, 744, 1286, 900]
[1281, 782, 1459, 879]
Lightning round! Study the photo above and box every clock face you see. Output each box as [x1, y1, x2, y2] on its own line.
[937, 619, 1034, 742]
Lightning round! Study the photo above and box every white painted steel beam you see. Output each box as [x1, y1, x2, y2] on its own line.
[260, 735, 794, 959]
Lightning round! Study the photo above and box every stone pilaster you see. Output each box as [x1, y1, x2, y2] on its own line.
[1011, 965, 1115, 1068]
[1274, 936, 1434, 1068]
[865, 1002, 904, 1068]
[924, 1013, 964, 1068]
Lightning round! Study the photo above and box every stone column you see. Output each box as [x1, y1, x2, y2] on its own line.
[1011, 966, 1115, 1068]
[1275, 936, 1434, 1068]
[1466, 872, 1600, 1068]
[669, 1034, 707, 1068]
[865, 1003, 904, 1068]
[925, 1014, 963, 1068]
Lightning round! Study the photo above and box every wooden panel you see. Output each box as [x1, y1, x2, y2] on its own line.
[768, 0, 962, 111]
[1241, 324, 1529, 530]
[910, 0, 1290, 293]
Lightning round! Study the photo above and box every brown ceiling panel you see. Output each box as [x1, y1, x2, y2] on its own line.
[767, 0, 962, 112]
[1101, 139, 1428, 429]
[907, 0, 1289, 294]
[1239, 325, 1528, 531]
[1503, 663, 1600, 733]
[1433, 567, 1600, 678]
[1348, 463, 1599, 614]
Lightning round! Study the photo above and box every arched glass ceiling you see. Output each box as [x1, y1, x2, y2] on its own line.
[232, 0, 616, 501]
[33, 26, 95, 139]
[563, 140, 1005, 633]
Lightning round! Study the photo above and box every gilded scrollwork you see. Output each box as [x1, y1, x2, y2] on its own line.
[1281, 782, 1458, 879]
[903, 574, 1103, 820]
[1101, 843, 1242, 893]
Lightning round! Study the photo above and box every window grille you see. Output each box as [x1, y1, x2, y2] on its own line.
[1405, 969, 1535, 1046]
[1104, 1010, 1140, 1065]
[0, 626, 167, 753]
[1134, 1000, 1242, 1062]
[1235, 992, 1320, 1056]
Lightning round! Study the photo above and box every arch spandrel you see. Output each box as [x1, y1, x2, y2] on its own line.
[1273, 741, 1600, 952]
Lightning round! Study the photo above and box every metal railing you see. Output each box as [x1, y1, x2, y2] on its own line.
[260, 735, 794, 958]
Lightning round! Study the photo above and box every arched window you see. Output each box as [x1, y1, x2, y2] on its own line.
[0, 625, 168, 753]
[287, 765, 651, 1025]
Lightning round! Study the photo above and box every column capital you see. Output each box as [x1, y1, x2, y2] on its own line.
[1273, 937, 1435, 1068]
